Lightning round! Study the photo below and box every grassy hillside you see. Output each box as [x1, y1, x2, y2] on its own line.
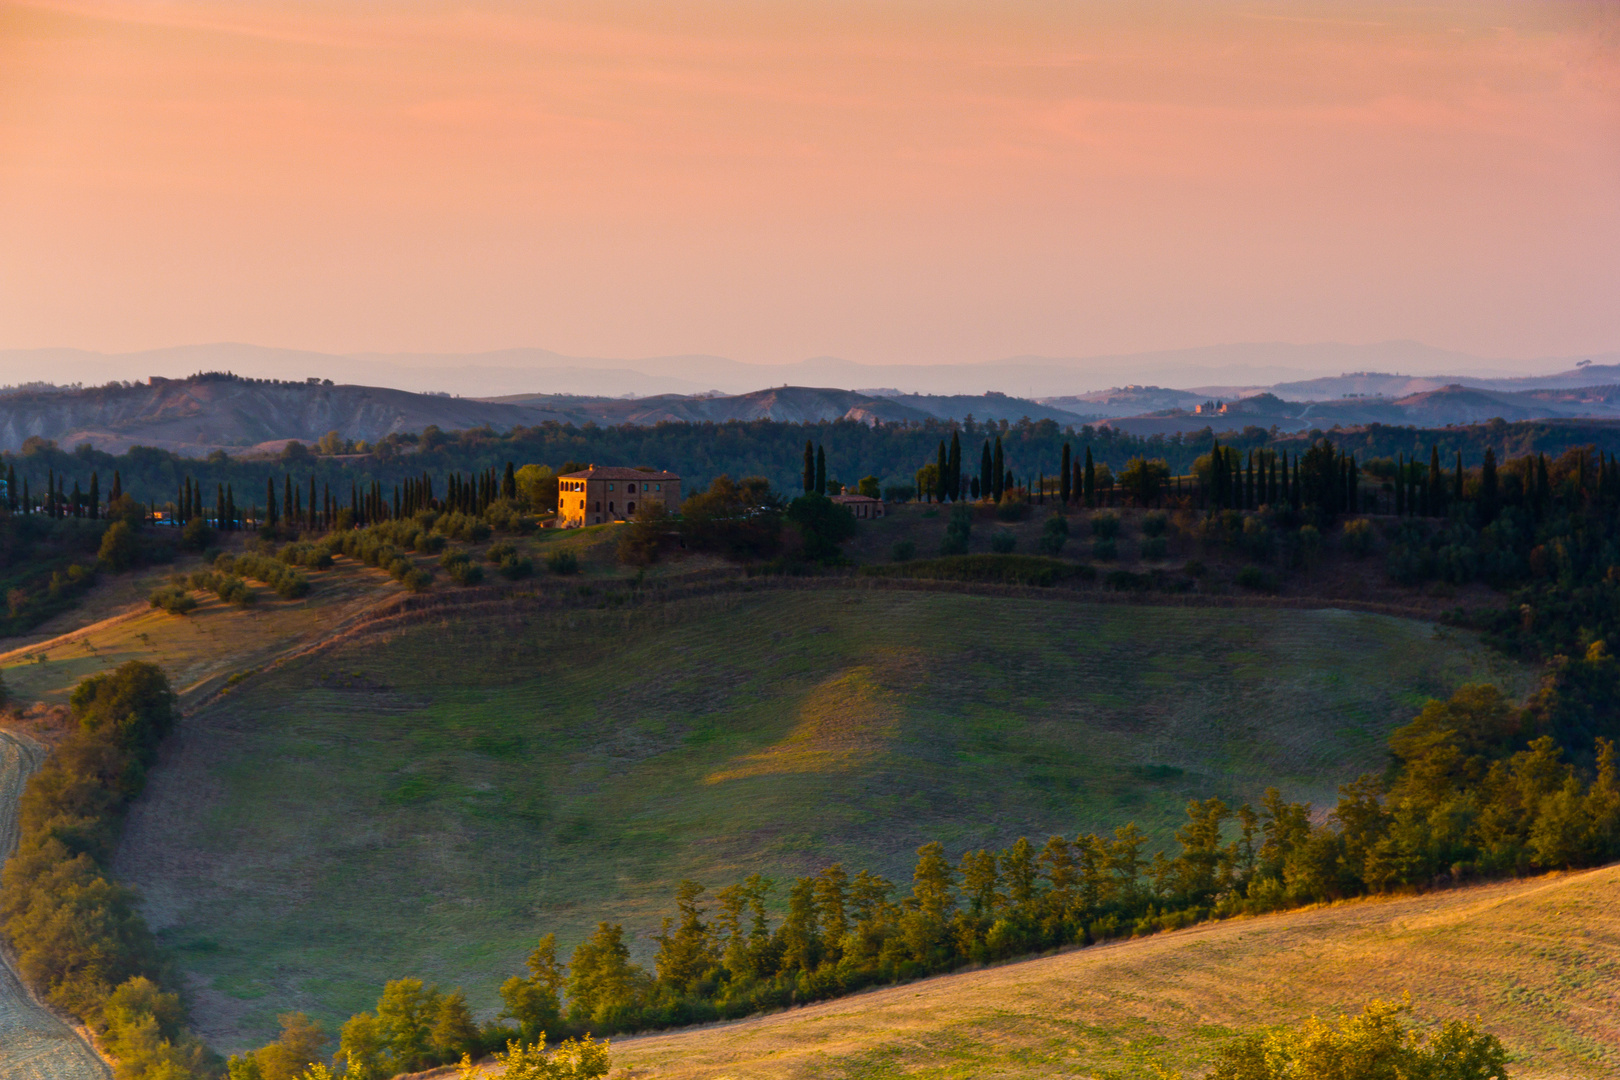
[106, 588, 1527, 1050]
[606, 864, 1620, 1080]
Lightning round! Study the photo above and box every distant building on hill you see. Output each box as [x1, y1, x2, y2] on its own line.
[831, 493, 885, 519]
[557, 465, 680, 527]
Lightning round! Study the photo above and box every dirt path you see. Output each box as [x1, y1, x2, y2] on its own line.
[0, 729, 111, 1080]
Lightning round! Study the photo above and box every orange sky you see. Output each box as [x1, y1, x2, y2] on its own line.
[1, 0, 1616, 366]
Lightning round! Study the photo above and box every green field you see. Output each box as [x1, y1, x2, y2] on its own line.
[110, 588, 1528, 1050]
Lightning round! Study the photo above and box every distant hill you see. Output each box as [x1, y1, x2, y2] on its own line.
[0, 376, 1084, 455]
[8, 363, 1620, 457]
[1096, 383, 1620, 437]
[0, 374, 565, 456]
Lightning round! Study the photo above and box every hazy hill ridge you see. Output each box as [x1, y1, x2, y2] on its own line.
[0, 377, 1093, 455]
[5, 364, 1620, 456]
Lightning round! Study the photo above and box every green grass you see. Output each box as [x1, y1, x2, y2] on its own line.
[111, 589, 1530, 1050]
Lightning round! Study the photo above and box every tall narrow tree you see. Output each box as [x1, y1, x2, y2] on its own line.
[815, 445, 827, 495]
[947, 431, 962, 502]
[984, 433, 997, 501]
[803, 441, 815, 493]
[980, 440, 993, 501]
[1082, 446, 1095, 508]
[935, 441, 948, 504]
[1060, 443, 1072, 504]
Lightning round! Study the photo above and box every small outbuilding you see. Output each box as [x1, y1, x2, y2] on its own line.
[831, 493, 885, 520]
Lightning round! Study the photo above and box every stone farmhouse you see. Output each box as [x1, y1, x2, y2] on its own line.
[557, 466, 681, 527]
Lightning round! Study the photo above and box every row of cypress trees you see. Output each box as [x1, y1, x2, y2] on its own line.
[3, 465, 126, 520]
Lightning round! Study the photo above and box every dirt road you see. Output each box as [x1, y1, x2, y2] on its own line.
[0, 729, 111, 1080]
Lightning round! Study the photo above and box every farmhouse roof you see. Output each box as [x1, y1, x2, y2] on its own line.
[831, 493, 882, 504]
[558, 465, 681, 481]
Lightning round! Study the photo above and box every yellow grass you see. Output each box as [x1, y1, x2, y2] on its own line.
[605, 866, 1620, 1080]
[0, 557, 404, 708]
[703, 651, 916, 784]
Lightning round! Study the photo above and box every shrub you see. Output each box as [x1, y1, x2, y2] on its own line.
[995, 495, 1030, 522]
[1092, 537, 1117, 561]
[440, 550, 484, 586]
[1342, 518, 1375, 557]
[497, 554, 534, 580]
[488, 542, 518, 565]
[215, 552, 311, 598]
[890, 539, 917, 563]
[1038, 513, 1068, 555]
[98, 521, 139, 571]
[546, 549, 580, 575]
[148, 585, 196, 615]
[1140, 536, 1169, 560]
[436, 512, 492, 543]
[990, 531, 1016, 554]
[278, 542, 334, 570]
[180, 517, 216, 552]
[1090, 511, 1121, 539]
[940, 505, 973, 556]
[189, 570, 254, 605]
[1237, 565, 1279, 593]
[1141, 511, 1168, 538]
[1105, 569, 1152, 592]
[400, 567, 433, 592]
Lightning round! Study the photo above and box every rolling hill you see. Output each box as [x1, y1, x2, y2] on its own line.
[606, 865, 1620, 1080]
[72, 571, 1522, 1050]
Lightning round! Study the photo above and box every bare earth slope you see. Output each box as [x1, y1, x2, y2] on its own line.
[0, 729, 111, 1080]
[609, 866, 1620, 1080]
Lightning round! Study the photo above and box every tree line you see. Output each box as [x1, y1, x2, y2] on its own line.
[11, 414, 1620, 514]
[1, 662, 217, 1079]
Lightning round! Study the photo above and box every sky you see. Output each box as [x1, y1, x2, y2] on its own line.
[1, 0, 1617, 375]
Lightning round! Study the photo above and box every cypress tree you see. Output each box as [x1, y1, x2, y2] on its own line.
[984, 433, 997, 501]
[935, 441, 948, 504]
[21, 478, 28, 516]
[504, 461, 517, 500]
[1082, 445, 1094, 508]
[395, 486, 402, 519]
[267, 477, 278, 526]
[111, 470, 122, 503]
[803, 441, 815, 493]
[1429, 446, 1443, 516]
[816, 445, 827, 496]
[226, 484, 236, 530]
[948, 430, 962, 502]
[216, 484, 224, 527]
[1060, 443, 1072, 504]
[980, 440, 993, 501]
[1245, 451, 1255, 510]
[1481, 449, 1499, 522]
[89, 473, 100, 519]
[70, 480, 81, 518]
[284, 475, 294, 528]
